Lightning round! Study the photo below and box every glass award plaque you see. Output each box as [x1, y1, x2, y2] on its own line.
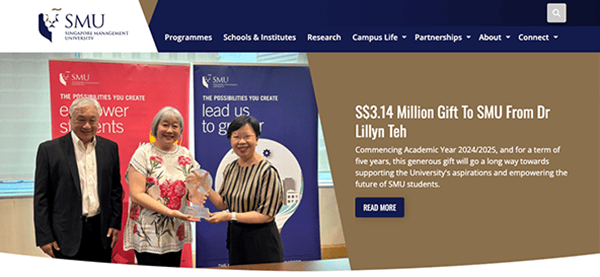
[191, 168, 212, 194]
[185, 205, 210, 218]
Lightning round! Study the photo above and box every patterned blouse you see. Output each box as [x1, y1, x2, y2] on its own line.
[219, 158, 283, 217]
[123, 143, 199, 254]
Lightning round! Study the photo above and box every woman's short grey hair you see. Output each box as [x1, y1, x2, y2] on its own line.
[70, 98, 102, 117]
[151, 106, 184, 137]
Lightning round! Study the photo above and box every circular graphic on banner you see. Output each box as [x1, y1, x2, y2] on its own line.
[215, 138, 303, 231]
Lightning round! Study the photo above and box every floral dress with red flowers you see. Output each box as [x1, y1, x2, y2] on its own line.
[123, 143, 200, 254]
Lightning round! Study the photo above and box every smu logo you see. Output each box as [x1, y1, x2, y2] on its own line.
[59, 71, 91, 86]
[201, 74, 212, 88]
[65, 14, 105, 28]
[202, 74, 232, 88]
[38, 8, 106, 42]
[38, 8, 62, 42]
[59, 71, 69, 86]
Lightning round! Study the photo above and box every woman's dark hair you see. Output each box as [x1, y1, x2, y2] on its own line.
[227, 115, 261, 139]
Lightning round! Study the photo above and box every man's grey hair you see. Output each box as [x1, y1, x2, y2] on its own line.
[151, 106, 184, 137]
[69, 98, 102, 117]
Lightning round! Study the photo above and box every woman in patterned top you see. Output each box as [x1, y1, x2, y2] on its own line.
[124, 107, 207, 267]
[197, 115, 284, 265]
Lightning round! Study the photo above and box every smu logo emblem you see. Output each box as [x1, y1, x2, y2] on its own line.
[39, 8, 62, 42]
[202, 74, 212, 88]
[59, 71, 69, 86]
[59, 71, 92, 86]
[38, 8, 106, 42]
[202, 74, 232, 89]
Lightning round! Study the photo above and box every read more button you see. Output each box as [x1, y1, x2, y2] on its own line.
[355, 197, 405, 218]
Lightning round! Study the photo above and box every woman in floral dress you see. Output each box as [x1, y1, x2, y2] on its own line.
[124, 107, 207, 267]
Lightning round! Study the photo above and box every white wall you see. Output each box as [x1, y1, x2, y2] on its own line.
[319, 187, 345, 245]
[0, 197, 44, 257]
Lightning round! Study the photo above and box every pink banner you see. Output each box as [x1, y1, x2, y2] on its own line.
[49, 60, 192, 266]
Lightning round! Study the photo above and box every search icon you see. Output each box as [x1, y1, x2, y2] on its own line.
[547, 3, 566, 23]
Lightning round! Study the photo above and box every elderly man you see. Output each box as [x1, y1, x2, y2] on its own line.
[34, 98, 123, 262]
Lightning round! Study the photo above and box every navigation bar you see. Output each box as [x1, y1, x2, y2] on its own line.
[153, 27, 597, 52]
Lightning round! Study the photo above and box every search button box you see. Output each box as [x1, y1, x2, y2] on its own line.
[547, 3, 567, 23]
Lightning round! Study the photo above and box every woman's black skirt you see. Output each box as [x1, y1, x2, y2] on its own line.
[226, 220, 284, 266]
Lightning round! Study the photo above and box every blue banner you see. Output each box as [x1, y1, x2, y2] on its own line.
[146, 1, 600, 52]
[193, 64, 320, 267]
